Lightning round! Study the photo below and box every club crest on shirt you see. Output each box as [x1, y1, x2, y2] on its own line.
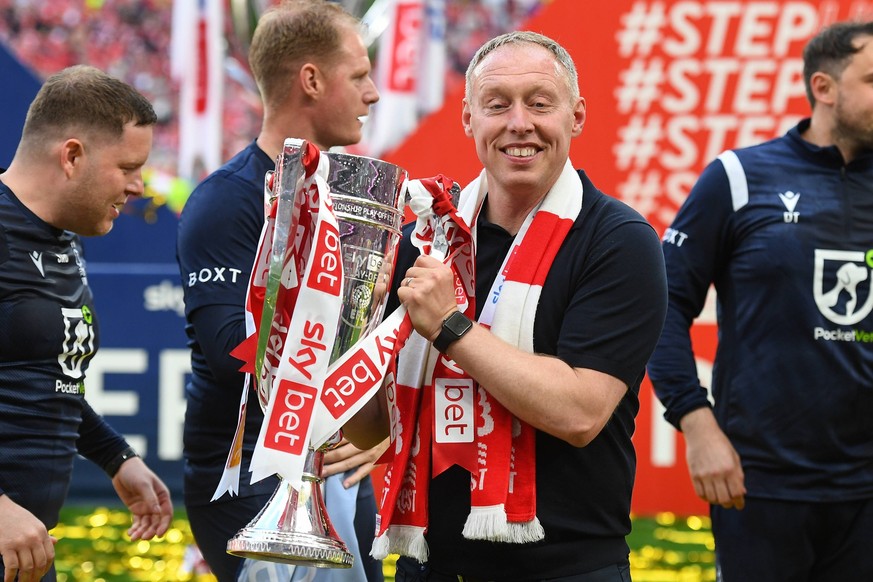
[813, 249, 873, 326]
[57, 306, 96, 379]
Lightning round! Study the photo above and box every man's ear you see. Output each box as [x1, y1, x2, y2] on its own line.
[571, 97, 586, 137]
[809, 71, 836, 107]
[300, 63, 322, 99]
[462, 99, 473, 137]
[60, 138, 85, 179]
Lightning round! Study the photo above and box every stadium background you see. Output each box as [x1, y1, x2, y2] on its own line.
[2, 0, 869, 579]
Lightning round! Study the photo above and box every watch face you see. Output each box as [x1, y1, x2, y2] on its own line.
[448, 312, 471, 334]
[445, 311, 473, 335]
[434, 311, 473, 353]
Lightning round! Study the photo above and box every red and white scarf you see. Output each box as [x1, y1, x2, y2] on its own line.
[372, 160, 584, 562]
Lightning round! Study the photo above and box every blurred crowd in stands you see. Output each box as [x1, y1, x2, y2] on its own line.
[0, 0, 542, 178]
[444, 0, 541, 79]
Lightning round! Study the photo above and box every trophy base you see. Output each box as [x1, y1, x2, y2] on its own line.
[227, 528, 354, 568]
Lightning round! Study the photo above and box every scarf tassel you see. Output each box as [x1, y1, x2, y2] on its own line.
[369, 532, 390, 561]
[371, 525, 430, 563]
[506, 517, 546, 543]
[461, 504, 509, 540]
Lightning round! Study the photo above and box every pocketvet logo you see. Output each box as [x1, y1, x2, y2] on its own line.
[55, 379, 85, 394]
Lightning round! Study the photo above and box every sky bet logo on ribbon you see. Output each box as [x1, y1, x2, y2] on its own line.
[307, 220, 342, 297]
[264, 379, 318, 456]
[321, 350, 380, 420]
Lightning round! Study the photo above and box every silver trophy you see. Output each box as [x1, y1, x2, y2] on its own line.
[226, 140, 408, 567]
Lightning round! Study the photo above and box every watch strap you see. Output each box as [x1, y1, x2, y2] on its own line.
[104, 446, 139, 478]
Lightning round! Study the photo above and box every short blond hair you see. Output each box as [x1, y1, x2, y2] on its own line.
[248, 0, 360, 107]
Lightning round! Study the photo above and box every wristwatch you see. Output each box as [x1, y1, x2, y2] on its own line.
[433, 311, 473, 354]
[104, 446, 140, 478]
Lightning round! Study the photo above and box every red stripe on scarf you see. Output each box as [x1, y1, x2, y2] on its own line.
[503, 212, 573, 286]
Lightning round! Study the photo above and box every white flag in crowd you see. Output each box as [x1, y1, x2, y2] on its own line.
[363, 0, 447, 157]
[170, 0, 224, 181]
[418, 0, 447, 116]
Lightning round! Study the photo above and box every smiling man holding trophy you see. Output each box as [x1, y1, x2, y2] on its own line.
[340, 31, 669, 581]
